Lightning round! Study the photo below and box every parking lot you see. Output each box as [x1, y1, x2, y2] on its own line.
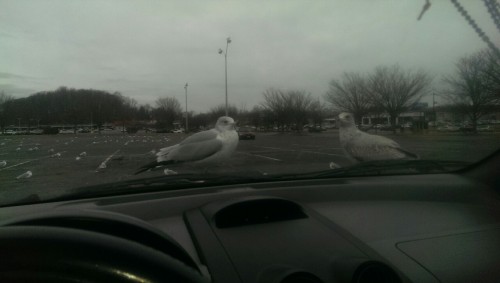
[1, 129, 499, 204]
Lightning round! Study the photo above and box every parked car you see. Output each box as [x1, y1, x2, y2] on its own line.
[437, 125, 460, 132]
[460, 124, 475, 133]
[78, 128, 91, 133]
[172, 129, 185, 134]
[4, 130, 17, 135]
[307, 126, 325, 133]
[29, 129, 44, 135]
[42, 127, 59, 135]
[477, 125, 493, 132]
[238, 127, 256, 140]
[154, 128, 168, 133]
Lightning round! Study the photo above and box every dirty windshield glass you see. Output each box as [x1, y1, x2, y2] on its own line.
[1, 1, 499, 206]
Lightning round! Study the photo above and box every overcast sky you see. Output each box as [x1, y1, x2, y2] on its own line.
[1, 1, 498, 113]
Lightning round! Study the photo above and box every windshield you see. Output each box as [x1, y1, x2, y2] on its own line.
[1, 1, 499, 206]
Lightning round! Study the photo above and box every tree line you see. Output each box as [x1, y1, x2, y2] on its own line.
[0, 86, 329, 133]
[1, 49, 498, 133]
[325, 49, 500, 130]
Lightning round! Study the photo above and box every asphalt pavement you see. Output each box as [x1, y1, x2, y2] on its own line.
[1, 129, 499, 205]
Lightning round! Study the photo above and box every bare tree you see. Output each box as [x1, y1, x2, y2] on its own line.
[209, 104, 239, 121]
[443, 51, 499, 131]
[154, 97, 182, 128]
[0, 91, 14, 133]
[308, 99, 329, 127]
[483, 49, 500, 99]
[261, 88, 314, 131]
[324, 72, 371, 124]
[190, 112, 211, 130]
[366, 65, 431, 127]
[261, 89, 289, 130]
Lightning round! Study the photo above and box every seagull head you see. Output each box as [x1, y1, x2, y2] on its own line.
[215, 116, 236, 131]
[338, 112, 356, 128]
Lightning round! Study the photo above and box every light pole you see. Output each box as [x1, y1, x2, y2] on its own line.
[184, 83, 188, 133]
[432, 90, 437, 122]
[218, 37, 231, 116]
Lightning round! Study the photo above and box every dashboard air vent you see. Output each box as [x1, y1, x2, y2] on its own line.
[214, 198, 307, 228]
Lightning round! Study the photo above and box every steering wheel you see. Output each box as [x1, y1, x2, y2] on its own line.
[0, 226, 208, 283]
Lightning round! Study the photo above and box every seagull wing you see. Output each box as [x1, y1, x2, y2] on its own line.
[161, 137, 223, 163]
[135, 130, 222, 175]
[347, 132, 418, 161]
[156, 129, 220, 160]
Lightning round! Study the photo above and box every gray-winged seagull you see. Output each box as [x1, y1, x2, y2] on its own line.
[338, 112, 418, 162]
[135, 116, 239, 174]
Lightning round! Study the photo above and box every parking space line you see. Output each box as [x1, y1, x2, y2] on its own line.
[251, 154, 281, 161]
[257, 146, 285, 151]
[0, 151, 68, 171]
[96, 149, 120, 171]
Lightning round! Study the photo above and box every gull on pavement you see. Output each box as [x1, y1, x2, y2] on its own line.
[135, 116, 239, 174]
[338, 112, 418, 162]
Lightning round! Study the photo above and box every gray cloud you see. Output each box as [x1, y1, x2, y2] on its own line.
[0, 72, 30, 79]
[0, 83, 38, 96]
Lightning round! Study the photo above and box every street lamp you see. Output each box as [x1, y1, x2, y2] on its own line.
[184, 83, 188, 133]
[218, 37, 231, 116]
[432, 90, 438, 122]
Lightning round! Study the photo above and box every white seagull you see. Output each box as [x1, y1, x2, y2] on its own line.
[0, 160, 6, 167]
[338, 112, 418, 162]
[135, 116, 239, 174]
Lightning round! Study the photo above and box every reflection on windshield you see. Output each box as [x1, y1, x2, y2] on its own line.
[0, 1, 499, 205]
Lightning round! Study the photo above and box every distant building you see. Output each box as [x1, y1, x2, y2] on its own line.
[321, 118, 337, 128]
[361, 111, 425, 126]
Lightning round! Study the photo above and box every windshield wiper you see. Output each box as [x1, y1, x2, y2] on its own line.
[43, 171, 274, 203]
[283, 159, 471, 179]
[9, 160, 470, 206]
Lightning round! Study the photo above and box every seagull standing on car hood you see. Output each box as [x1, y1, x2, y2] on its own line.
[135, 116, 239, 174]
[338, 112, 418, 162]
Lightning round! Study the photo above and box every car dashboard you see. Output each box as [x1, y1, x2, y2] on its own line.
[0, 172, 499, 283]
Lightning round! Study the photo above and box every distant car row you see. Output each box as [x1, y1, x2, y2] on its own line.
[237, 127, 256, 140]
[3, 129, 44, 135]
[150, 128, 185, 134]
[437, 124, 493, 132]
[1, 128, 93, 135]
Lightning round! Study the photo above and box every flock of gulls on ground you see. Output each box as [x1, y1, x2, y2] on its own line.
[1, 113, 418, 181]
[0, 134, 170, 181]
